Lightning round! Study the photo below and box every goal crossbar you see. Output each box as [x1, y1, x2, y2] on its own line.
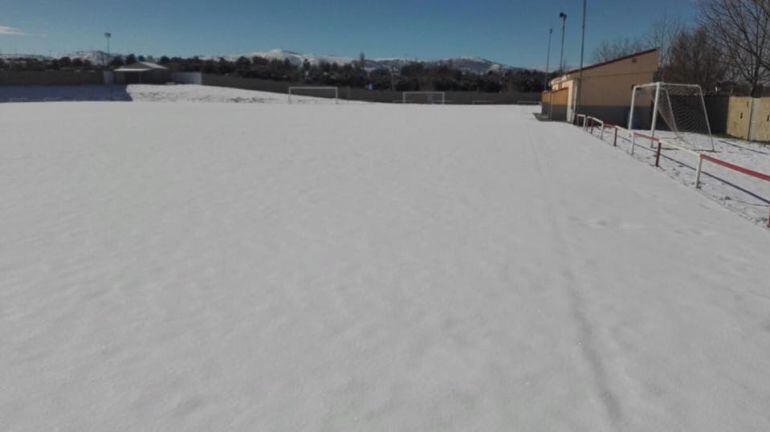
[628, 82, 714, 152]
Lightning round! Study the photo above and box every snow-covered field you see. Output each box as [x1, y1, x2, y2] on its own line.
[127, 84, 345, 104]
[2, 101, 770, 431]
[0, 84, 337, 104]
[587, 127, 770, 226]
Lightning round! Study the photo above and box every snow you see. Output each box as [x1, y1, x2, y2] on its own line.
[0, 84, 341, 104]
[593, 127, 770, 226]
[1, 101, 770, 431]
[126, 84, 341, 104]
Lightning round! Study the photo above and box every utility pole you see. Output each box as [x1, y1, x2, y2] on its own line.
[545, 28, 553, 89]
[576, 0, 587, 115]
[558, 12, 567, 73]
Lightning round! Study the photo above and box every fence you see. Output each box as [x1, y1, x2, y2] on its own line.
[576, 113, 770, 228]
[0, 70, 105, 86]
[201, 74, 539, 105]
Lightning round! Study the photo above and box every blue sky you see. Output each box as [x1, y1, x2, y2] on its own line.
[1, 0, 697, 68]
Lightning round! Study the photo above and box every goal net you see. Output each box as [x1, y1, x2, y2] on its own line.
[402, 91, 446, 104]
[628, 82, 714, 152]
[288, 86, 339, 104]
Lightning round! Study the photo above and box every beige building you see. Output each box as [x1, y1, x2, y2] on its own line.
[542, 48, 660, 125]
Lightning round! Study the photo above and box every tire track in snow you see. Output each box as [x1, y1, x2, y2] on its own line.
[523, 121, 624, 430]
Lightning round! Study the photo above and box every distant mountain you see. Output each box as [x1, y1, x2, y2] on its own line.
[225, 49, 523, 75]
[0, 50, 114, 66]
[1, 48, 527, 74]
[0, 53, 50, 61]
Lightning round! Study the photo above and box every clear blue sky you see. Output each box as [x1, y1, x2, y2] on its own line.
[1, 0, 697, 68]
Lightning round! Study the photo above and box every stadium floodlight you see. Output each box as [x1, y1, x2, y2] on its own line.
[402, 91, 446, 105]
[287, 86, 339, 104]
[628, 82, 714, 152]
[545, 28, 553, 89]
[576, 0, 587, 111]
[558, 12, 567, 72]
[104, 32, 111, 65]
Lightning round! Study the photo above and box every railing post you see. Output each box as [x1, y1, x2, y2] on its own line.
[695, 154, 703, 189]
[631, 133, 636, 155]
[655, 140, 662, 167]
[613, 127, 618, 147]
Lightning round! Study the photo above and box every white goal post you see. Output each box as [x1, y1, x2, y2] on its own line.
[628, 82, 714, 152]
[402, 91, 446, 104]
[288, 86, 339, 104]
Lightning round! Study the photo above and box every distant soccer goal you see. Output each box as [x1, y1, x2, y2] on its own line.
[288, 86, 339, 104]
[628, 82, 714, 152]
[402, 91, 446, 105]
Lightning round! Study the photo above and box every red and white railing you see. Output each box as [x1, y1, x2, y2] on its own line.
[574, 113, 770, 227]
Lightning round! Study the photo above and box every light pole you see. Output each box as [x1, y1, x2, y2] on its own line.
[576, 0, 587, 115]
[104, 32, 111, 65]
[545, 28, 553, 89]
[558, 12, 567, 73]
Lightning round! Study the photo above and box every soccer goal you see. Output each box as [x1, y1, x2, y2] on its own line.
[628, 82, 714, 152]
[288, 86, 339, 104]
[402, 91, 446, 104]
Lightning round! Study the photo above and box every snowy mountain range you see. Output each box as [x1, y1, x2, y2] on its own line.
[2, 49, 523, 74]
[229, 49, 521, 74]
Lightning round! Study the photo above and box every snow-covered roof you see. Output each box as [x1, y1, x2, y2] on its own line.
[114, 61, 168, 72]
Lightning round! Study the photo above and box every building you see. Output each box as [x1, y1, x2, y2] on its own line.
[541, 48, 660, 125]
[113, 61, 171, 85]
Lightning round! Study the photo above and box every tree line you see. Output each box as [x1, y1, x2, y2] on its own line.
[0, 51, 554, 94]
[592, 0, 770, 97]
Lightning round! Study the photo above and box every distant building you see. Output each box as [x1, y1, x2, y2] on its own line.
[113, 62, 170, 84]
[542, 48, 660, 125]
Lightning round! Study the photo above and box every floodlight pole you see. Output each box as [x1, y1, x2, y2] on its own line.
[576, 0, 587, 118]
[104, 32, 111, 65]
[545, 28, 553, 89]
[558, 13, 567, 72]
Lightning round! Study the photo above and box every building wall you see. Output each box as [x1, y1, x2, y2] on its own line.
[573, 51, 659, 108]
[540, 88, 569, 121]
[549, 50, 659, 124]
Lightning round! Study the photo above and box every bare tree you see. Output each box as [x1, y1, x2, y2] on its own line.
[646, 16, 686, 68]
[592, 16, 683, 65]
[592, 37, 651, 63]
[698, 0, 770, 96]
[663, 25, 728, 92]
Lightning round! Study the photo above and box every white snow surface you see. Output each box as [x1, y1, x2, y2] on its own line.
[126, 84, 340, 104]
[2, 103, 770, 431]
[590, 127, 770, 226]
